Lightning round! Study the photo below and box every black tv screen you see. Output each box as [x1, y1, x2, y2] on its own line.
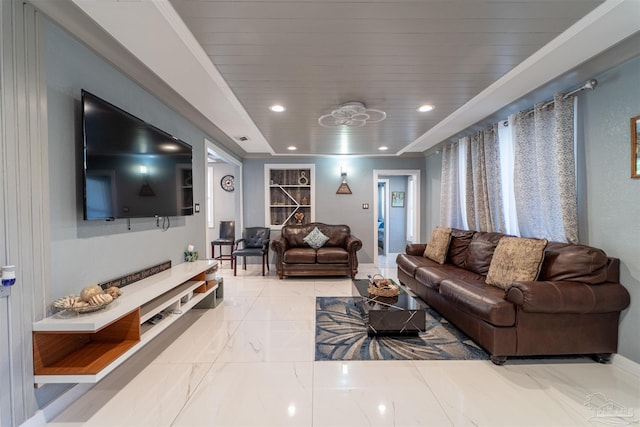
[81, 90, 193, 220]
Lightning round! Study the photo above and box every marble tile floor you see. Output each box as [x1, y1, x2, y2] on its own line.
[44, 263, 639, 427]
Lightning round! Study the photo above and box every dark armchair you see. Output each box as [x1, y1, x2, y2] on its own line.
[232, 227, 271, 276]
[211, 220, 235, 266]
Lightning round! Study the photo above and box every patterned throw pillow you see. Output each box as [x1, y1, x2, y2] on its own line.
[303, 226, 329, 249]
[423, 227, 453, 264]
[486, 237, 548, 289]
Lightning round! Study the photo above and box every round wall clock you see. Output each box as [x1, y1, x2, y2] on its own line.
[220, 175, 235, 192]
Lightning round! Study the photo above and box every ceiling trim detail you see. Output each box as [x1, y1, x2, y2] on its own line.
[400, 0, 640, 153]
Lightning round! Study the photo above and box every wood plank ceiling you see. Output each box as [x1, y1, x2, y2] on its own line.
[170, 0, 604, 156]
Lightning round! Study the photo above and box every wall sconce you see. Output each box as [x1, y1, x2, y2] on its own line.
[336, 166, 352, 194]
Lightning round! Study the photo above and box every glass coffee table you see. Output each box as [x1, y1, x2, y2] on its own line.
[352, 278, 426, 336]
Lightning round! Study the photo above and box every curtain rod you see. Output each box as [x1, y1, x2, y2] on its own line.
[524, 79, 598, 116]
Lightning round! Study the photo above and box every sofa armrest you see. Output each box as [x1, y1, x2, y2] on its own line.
[506, 281, 631, 314]
[405, 243, 426, 256]
[345, 235, 363, 253]
[270, 237, 289, 255]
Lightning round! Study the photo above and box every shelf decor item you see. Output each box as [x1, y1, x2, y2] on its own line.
[298, 171, 309, 185]
[294, 212, 305, 224]
[184, 244, 199, 262]
[367, 274, 399, 297]
[52, 285, 122, 314]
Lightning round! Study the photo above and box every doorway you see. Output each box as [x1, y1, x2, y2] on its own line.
[377, 179, 390, 256]
[373, 170, 420, 267]
[204, 139, 243, 259]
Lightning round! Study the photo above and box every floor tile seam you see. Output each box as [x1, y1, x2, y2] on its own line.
[193, 294, 263, 369]
[409, 360, 457, 426]
[166, 360, 219, 427]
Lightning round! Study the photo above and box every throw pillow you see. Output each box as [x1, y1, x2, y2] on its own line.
[303, 226, 329, 249]
[423, 227, 453, 264]
[486, 236, 548, 289]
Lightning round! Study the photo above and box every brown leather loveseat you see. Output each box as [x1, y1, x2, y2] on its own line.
[271, 223, 362, 279]
[396, 228, 631, 365]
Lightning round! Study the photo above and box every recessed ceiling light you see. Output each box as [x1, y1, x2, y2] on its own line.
[287, 146, 297, 150]
[378, 146, 389, 151]
[269, 104, 286, 112]
[417, 104, 434, 112]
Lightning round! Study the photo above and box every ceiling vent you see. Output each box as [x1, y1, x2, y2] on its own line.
[234, 136, 250, 142]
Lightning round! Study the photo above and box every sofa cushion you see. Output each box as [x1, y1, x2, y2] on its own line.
[486, 237, 548, 289]
[538, 242, 610, 284]
[423, 227, 452, 264]
[317, 224, 350, 247]
[396, 253, 435, 278]
[317, 247, 349, 264]
[415, 264, 484, 290]
[440, 279, 516, 327]
[283, 248, 317, 264]
[303, 226, 329, 249]
[447, 229, 475, 267]
[463, 231, 504, 275]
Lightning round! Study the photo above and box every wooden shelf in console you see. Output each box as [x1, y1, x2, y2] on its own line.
[32, 260, 217, 384]
[33, 309, 140, 376]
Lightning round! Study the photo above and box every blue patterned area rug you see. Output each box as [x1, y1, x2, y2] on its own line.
[315, 297, 489, 361]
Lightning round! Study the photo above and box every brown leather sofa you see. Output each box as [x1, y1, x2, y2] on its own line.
[397, 229, 631, 365]
[271, 223, 362, 279]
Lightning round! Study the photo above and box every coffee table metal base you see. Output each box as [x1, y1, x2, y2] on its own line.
[352, 279, 426, 336]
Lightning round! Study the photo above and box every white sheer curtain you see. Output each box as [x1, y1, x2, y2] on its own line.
[440, 142, 465, 229]
[498, 117, 519, 236]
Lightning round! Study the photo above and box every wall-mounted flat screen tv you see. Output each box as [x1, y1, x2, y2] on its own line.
[81, 90, 193, 220]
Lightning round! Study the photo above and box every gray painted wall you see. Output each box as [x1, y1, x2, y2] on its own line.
[578, 55, 640, 363]
[46, 21, 216, 298]
[243, 157, 427, 263]
[421, 56, 640, 364]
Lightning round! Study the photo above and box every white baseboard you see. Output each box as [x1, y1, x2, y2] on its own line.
[20, 383, 93, 427]
[612, 353, 640, 377]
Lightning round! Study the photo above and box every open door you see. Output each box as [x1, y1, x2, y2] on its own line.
[204, 140, 243, 259]
[372, 170, 420, 266]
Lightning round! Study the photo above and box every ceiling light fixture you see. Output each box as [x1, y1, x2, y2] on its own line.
[417, 104, 434, 112]
[287, 146, 297, 150]
[318, 102, 386, 128]
[269, 104, 286, 112]
[378, 146, 388, 151]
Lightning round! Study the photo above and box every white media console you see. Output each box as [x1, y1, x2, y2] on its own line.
[32, 260, 219, 384]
